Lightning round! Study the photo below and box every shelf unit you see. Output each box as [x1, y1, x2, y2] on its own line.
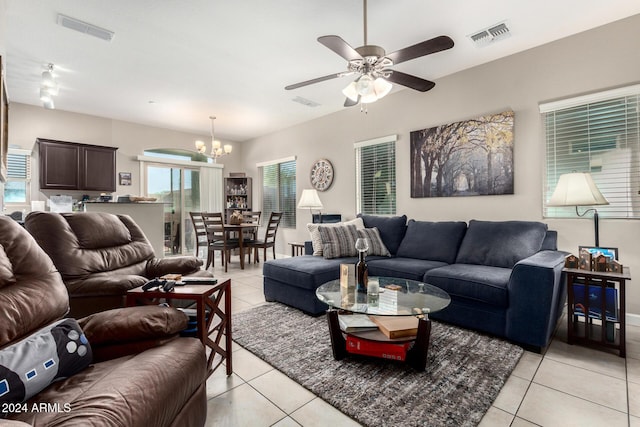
[564, 267, 630, 357]
[224, 177, 252, 222]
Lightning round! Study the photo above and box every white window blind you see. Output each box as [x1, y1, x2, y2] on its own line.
[541, 85, 640, 218]
[261, 159, 296, 228]
[355, 135, 396, 215]
[4, 149, 31, 203]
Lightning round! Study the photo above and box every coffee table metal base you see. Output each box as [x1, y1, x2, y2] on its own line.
[326, 309, 431, 371]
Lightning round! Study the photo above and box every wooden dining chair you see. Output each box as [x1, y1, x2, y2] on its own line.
[189, 212, 208, 260]
[202, 212, 239, 272]
[246, 212, 283, 264]
[241, 211, 261, 240]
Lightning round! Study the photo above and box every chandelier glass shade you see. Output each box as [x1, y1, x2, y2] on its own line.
[195, 116, 232, 162]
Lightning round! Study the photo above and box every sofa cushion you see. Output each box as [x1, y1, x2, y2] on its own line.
[66, 212, 133, 249]
[426, 264, 512, 308]
[368, 257, 448, 281]
[319, 224, 359, 259]
[264, 256, 359, 291]
[357, 227, 390, 257]
[308, 217, 364, 256]
[0, 318, 92, 404]
[396, 220, 467, 263]
[455, 220, 548, 268]
[357, 215, 407, 255]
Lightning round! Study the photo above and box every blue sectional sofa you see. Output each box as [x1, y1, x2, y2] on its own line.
[263, 215, 567, 352]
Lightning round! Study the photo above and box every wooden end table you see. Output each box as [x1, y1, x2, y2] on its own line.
[288, 242, 305, 257]
[126, 278, 232, 376]
[564, 267, 630, 357]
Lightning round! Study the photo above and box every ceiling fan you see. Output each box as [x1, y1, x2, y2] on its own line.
[285, 0, 454, 107]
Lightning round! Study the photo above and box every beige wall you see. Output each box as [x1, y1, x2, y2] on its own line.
[8, 103, 244, 208]
[240, 15, 640, 317]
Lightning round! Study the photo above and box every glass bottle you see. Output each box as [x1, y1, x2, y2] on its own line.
[355, 238, 369, 294]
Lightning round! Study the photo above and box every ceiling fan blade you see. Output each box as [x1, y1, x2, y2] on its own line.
[344, 96, 359, 107]
[386, 35, 454, 65]
[285, 72, 343, 90]
[386, 70, 435, 92]
[318, 35, 363, 62]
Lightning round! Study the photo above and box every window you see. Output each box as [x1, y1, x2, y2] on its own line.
[541, 85, 640, 219]
[4, 148, 31, 203]
[355, 135, 396, 215]
[259, 157, 296, 228]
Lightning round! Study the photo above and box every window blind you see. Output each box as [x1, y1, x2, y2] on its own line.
[4, 150, 31, 203]
[261, 159, 296, 228]
[542, 87, 640, 219]
[355, 135, 396, 215]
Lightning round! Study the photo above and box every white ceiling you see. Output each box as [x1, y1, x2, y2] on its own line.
[3, 0, 640, 142]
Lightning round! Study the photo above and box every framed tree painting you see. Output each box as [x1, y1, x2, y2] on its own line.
[410, 111, 514, 198]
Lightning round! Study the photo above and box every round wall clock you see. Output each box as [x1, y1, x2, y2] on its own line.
[310, 158, 334, 191]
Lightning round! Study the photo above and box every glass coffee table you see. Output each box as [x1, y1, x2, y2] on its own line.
[316, 276, 450, 371]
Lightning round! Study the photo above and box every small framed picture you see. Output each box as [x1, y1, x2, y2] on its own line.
[119, 172, 132, 186]
[578, 246, 619, 260]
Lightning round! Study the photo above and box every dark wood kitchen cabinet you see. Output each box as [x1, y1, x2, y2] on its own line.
[38, 139, 118, 192]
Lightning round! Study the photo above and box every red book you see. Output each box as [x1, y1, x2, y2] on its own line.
[345, 335, 410, 361]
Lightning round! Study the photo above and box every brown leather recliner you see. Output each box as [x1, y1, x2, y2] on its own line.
[0, 215, 207, 426]
[25, 211, 209, 318]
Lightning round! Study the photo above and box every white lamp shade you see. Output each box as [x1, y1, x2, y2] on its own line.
[547, 172, 609, 206]
[298, 189, 323, 209]
[342, 81, 359, 102]
[373, 77, 392, 99]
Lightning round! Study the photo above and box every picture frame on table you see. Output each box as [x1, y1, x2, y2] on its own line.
[578, 246, 619, 260]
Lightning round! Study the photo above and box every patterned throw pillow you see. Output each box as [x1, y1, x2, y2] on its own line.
[319, 224, 359, 259]
[0, 318, 92, 405]
[357, 227, 391, 257]
[307, 217, 364, 256]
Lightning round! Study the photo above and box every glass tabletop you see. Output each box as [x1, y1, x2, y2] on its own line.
[316, 276, 451, 316]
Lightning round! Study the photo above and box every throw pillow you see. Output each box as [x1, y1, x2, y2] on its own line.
[357, 214, 407, 255]
[455, 220, 548, 268]
[319, 224, 359, 259]
[357, 227, 390, 257]
[0, 318, 92, 405]
[308, 217, 364, 256]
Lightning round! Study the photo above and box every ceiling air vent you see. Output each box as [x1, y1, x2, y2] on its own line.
[292, 96, 320, 107]
[57, 14, 115, 42]
[469, 21, 511, 47]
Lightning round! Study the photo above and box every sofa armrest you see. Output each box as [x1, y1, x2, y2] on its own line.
[505, 250, 568, 349]
[145, 256, 203, 278]
[77, 306, 188, 361]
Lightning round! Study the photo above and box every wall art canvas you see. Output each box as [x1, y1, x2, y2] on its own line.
[410, 111, 514, 198]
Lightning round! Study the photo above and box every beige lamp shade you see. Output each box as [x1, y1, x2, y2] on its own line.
[547, 172, 609, 207]
[298, 189, 324, 210]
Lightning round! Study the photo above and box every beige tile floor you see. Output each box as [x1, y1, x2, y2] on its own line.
[203, 252, 640, 427]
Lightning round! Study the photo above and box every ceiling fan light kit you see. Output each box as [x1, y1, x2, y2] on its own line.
[285, 0, 454, 110]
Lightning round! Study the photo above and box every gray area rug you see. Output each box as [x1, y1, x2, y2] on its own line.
[232, 303, 523, 427]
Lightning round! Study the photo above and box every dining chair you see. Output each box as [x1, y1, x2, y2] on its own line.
[202, 212, 239, 272]
[241, 211, 261, 240]
[189, 212, 209, 261]
[246, 212, 283, 264]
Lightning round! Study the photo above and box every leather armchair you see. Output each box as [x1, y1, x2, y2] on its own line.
[0, 215, 207, 426]
[25, 211, 209, 318]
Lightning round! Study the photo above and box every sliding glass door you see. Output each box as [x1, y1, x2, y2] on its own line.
[146, 165, 200, 256]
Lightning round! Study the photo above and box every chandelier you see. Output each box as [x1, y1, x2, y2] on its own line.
[195, 116, 232, 162]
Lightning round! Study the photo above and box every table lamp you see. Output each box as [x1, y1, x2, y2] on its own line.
[547, 172, 609, 246]
[298, 189, 323, 222]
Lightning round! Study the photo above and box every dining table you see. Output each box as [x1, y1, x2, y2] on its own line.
[222, 222, 259, 269]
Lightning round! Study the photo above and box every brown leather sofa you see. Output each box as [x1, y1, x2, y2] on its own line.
[0, 215, 207, 426]
[25, 211, 209, 318]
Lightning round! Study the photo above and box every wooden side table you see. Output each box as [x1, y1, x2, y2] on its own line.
[288, 242, 305, 257]
[564, 267, 630, 357]
[126, 279, 232, 376]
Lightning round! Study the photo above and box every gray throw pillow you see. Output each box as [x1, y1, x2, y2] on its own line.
[319, 224, 359, 259]
[455, 220, 548, 268]
[357, 214, 407, 255]
[357, 227, 390, 257]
